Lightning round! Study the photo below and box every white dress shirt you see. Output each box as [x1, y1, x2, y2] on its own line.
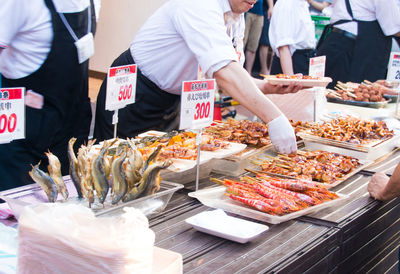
[269, 0, 316, 57]
[0, 0, 101, 79]
[331, 0, 400, 36]
[131, 0, 244, 95]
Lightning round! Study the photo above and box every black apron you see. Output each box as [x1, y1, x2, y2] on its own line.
[0, 0, 96, 191]
[317, 0, 392, 88]
[270, 49, 316, 75]
[93, 49, 181, 142]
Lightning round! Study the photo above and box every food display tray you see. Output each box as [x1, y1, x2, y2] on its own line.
[0, 177, 183, 219]
[297, 132, 400, 161]
[249, 144, 372, 189]
[188, 186, 349, 224]
[211, 145, 272, 177]
[265, 76, 332, 88]
[326, 96, 390, 108]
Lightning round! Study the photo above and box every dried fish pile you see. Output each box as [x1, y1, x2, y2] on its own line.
[29, 138, 172, 206]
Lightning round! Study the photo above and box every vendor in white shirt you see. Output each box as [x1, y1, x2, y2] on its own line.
[268, 0, 316, 75]
[0, 0, 100, 191]
[317, 0, 400, 89]
[94, 0, 302, 155]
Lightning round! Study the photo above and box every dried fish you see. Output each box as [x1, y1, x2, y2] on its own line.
[29, 162, 58, 202]
[45, 150, 68, 201]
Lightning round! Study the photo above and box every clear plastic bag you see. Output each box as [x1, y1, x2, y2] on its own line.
[17, 204, 155, 274]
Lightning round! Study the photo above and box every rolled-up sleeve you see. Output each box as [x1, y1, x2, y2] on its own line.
[172, 5, 238, 77]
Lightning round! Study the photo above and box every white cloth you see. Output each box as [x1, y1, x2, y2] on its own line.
[331, 0, 400, 36]
[0, 0, 101, 79]
[131, 0, 244, 95]
[268, 0, 316, 57]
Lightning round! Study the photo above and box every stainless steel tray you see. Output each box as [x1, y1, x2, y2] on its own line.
[0, 176, 183, 219]
[249, 144, 371, 189]
[298, 132, 400, 161]
[188, 186, 349, 224]
[326, 96, 390, 108]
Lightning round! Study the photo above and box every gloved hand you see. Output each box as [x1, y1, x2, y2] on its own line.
[267, 114, 297, 154]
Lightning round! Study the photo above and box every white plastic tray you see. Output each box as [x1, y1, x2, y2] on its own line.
[188, 186, 349, 224]
[186, 209, 269, 243]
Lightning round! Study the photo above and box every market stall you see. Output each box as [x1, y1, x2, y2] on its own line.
[1, 107, 400, 273]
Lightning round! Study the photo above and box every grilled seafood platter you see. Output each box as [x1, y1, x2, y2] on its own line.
[294, 116, 394, 145]
[136, 130, 230, 161]
[29, 138, 172, 206]
[251, 149, 361, 185]
[211, 174, 339, 216]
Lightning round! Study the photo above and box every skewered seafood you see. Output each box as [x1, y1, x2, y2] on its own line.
[213, 175, 338, 215]
[29, 162, 58, 202]
[205, 118, 270, 147]
[45, 151, 68, 201]
[254, 150, 361, 184]
[293, 117, 394, 145]
[32, 137, 172, 208]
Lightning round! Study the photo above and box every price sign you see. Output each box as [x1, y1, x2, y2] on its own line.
[105, 64, 137, 111]
[387, 52, 400, 81]
[180, 79, 215, 130]
[0, 87, 25, 143]
[309, 56, 326, 78]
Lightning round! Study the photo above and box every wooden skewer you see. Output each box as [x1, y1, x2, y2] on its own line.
[326, 89, 343, 98]
[346, 91, 357, 98]
[277, 153, 292, 160]
[275, 163, 292, 169]
[364, 79, 373, 85]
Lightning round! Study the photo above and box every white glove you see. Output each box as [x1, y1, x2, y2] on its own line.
[268, 115, 297, 154]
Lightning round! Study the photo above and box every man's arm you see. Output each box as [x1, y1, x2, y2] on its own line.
[306, 0, 331, 12]
[277, 46, 294, 75]
[267, 0, 274, 19]
[368, 163, 400, 201]
[213, 61, 297, 154]
[214, 61, 282, 123]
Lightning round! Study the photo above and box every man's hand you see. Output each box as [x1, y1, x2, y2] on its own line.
[367, 172, 390, 201]
[258, 80, 303, 95]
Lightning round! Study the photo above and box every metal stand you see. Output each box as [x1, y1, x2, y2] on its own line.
[195, 128, 202, 191]
[112, 109, 118, 139]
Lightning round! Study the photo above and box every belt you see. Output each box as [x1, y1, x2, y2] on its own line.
[332, 27, 357, 40]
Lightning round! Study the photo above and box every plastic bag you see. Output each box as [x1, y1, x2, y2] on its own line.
[17, 204, 155, 274]
[0, 223, 18, 274]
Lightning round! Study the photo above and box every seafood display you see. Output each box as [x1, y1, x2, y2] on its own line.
[294, 117, 394, 145]
[253, 150, 361, 184]
[326, 81, 390, 102]
[137, 131, 230, 161]
[29, 138, 172, 206]
[212, 174, 338, 216]
[205, 118, 270, 147]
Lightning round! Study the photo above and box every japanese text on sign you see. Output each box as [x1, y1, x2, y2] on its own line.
[0, 88, 25, 143]
[180, 79, 215, 130]
[387, 52, 400, 81]
[105, 64, 137, 111]
[309, 56, 326, 78]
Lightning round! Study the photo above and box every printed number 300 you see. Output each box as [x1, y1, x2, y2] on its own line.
[194, 102, 210, 120]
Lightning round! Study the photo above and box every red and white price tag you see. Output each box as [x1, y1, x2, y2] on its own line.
[105, 64, 137, 111]
[387, 52, 400, 81]
[180, 79, 215, 130]
[309, 56, 326, 78]
[0, 87, 25, 143]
